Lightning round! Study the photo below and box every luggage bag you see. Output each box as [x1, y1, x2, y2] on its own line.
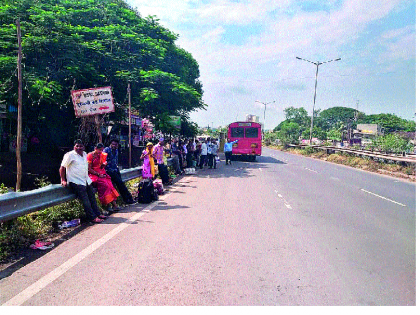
[137, 179, 154, 203]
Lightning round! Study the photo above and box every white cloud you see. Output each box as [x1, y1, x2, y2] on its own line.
[195, 0, 289, 25]
[127, 0, 415, 127]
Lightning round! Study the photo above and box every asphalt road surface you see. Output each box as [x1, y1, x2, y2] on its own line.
[0, 147, 416, 305]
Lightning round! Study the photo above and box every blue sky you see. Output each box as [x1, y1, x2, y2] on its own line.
[126, 0, 416, 130]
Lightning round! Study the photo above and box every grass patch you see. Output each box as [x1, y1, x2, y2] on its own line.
[326, 153, 347, 164]
[0, 175, 138, 262]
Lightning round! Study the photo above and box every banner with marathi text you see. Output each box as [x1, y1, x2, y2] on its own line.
[71, 86, 115, 117]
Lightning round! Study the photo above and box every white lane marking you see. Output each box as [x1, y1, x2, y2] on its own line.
[2, 189, 175, 306]
[276, 193, 292, 209]
[330, 177, 340, 181]
[361, 189, 406, 207]
[259, 168, 262, 172]
[305, 167, 318, 173]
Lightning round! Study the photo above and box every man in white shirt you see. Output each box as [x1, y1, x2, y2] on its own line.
[207, 139, 215, 169]
[199, 139, 208, 169]
[59, 139, 105, 224]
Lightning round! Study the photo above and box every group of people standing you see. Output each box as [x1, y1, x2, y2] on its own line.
[143, 137, 222, 173]
[59, 136, 239, 224]
[198, 138, 219, 169]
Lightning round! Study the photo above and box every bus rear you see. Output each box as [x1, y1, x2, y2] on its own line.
[227, 122, 262, 161]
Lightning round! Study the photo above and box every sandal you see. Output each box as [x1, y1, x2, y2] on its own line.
[91, 217, 104, 223]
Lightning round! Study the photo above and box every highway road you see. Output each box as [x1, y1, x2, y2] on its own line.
[0, 147, 416, 305]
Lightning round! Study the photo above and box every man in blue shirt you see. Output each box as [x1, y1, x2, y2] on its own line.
[224, 139, 238, 165]
[103, 139, 135, 205]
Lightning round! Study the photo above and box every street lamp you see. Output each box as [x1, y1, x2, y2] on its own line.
[255, 100, 275, 133]
[296, 56, 341, 145]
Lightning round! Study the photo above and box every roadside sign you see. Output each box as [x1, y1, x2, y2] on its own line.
[71, 86, 115, 117]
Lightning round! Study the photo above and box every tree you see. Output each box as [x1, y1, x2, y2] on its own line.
[301, 126, 327, 140]
[319, 107, 358, 130]
[284, 107, 310, 127]
[359, 113, 415, 133]
[0, 0, 205, 148]
[277, 121, 300, 145]
[273, 106, 310, 132]
[180, 118, 199, 138]
[327, 128, 341, 141]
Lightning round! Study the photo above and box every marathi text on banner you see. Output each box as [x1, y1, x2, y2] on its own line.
[71, 86, 115, 117]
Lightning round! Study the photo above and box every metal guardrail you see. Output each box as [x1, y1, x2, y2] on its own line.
[0, 158, 174, 222]
[288, 144, 416, 164]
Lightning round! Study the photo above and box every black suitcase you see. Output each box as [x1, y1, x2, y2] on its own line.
[137, 179, 154, 203]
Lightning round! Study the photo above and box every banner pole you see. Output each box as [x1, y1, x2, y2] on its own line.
[128, 83, 132, 168]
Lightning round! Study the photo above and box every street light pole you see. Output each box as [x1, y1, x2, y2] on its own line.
[296, 56, 341, 145]
[255, 100, 275, 133]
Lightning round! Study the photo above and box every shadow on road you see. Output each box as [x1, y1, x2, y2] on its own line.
[151, 203, 190, 212]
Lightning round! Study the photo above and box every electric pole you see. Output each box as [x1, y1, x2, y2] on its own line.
[16, 19, 23, 191]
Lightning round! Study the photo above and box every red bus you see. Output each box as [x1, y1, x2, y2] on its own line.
[227, 121, 262, 161]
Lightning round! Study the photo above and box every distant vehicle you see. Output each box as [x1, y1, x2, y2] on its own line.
[227, 121, 262, 161]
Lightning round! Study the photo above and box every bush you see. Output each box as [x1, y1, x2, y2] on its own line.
[302, 146, 316, 155]
[373, 134, 413, 154]
[0, 183, 9, 194]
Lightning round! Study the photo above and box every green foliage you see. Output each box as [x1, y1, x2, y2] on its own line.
[274, 107, 310, 132]
[301, 126, 327, 140]
[359, 113, 415, 133]
[372, 133, 413, 154]
[327, 128, 341, 141]
[319, 106, 357, 129]
[263, 131, 281, 145]
[0, 183, 9, 194]
[276, 121, 300, 145]
[180, 119, 199, 138]
[272, 107, 415, 149]
[0, 0, 205, 148]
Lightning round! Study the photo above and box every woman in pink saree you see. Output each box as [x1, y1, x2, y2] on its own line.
[141, 142, 155, 179]
[87, 143, 121, 212]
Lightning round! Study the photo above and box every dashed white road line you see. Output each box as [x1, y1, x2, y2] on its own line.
[305, 167, 318, 173]
[276, 192, 292, 209]
[2, 186, 177, 306]
[361, 189, 406, 207]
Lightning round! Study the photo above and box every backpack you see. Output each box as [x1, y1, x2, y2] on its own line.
[137, 179, 154, 203]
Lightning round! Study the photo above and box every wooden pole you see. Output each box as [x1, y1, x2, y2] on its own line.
[95, 115, 102, 143]
[128, 83, 132, 168]
[16, 19, 22, 191]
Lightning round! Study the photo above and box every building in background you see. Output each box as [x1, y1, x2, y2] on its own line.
[353, 124, 384, 145]
[246, 114, 259, 123]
